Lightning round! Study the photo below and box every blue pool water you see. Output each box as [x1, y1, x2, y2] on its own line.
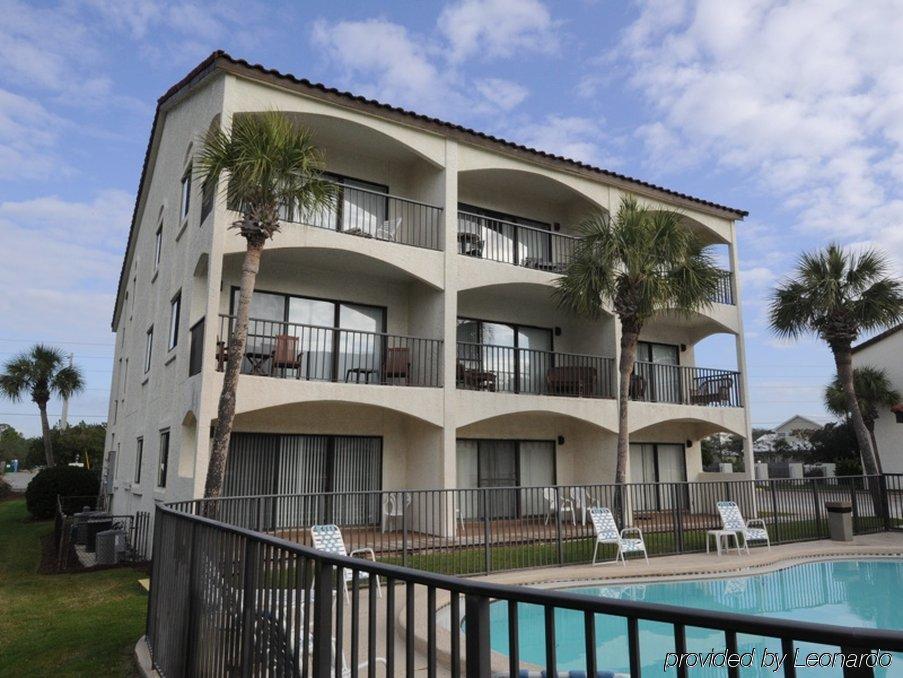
[487, 559, 903, 676]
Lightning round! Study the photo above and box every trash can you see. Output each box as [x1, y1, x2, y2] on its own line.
[825, 501, 853, 541]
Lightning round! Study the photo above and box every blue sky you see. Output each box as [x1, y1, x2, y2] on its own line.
[1, 0, 901, 436]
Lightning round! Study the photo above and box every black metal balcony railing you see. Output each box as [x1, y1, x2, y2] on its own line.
[457, 211, 580, 272]
[279, 182, 444, 250]
[456, 341, 615, 398]
[712, 269, 735, 305]
[217, 314, 443, 387]
[631, 362, 742, 407]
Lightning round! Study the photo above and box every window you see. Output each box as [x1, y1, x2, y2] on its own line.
[180, 166, 192, 221]
[144, 326, 153, 373]
[154, 222, 163, 270]
[168, 292, 181, 350]
[157, 430, 170, 488]
[200, 178, 214, 223]
[134, 437, 143, 484]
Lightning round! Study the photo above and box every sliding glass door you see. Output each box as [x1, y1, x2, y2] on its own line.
[458, 203, 551, 265]
[456, 318, 553, 394]
[233, 289, 385, 381]
[456, 439, 555, 518]
[629, 442, 687, 511]
[224, 433, 382, 527]
[635, 341, 681, 403]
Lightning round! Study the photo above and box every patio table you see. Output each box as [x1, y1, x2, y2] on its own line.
[705, 529, 742, 557]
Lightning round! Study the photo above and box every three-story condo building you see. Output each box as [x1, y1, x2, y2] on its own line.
[102, 52, 752, 522]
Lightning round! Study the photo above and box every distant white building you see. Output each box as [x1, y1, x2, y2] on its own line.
[852, 324, 903, 473]
[752, 415, 820, 458]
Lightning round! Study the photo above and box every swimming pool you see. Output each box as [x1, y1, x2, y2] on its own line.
[488, 559, 903, 676]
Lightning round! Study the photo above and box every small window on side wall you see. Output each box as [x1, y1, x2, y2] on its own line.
[154, 222, 163, 270]
[168, 292, 181, 350]
[134, 437, 143, 484]
[144, 326, 153, 373]
[157, 430, 170, 488]
[180, 165, 192, 221]
[200, 178, 215, 224]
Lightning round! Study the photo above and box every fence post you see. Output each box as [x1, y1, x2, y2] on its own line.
[239, 539, 258, 677]
[770, 480, 781, 544]
[671, 484, 684, 553]
[482, 489, 491, 574]
[464, 594, 491, 678]
[182, 521, 199, 676]
[312, 559, 335, 678]
[879, 475, 891, 532]
[812, 479, 823, 537]
[555, 488, 564, 565]
[255, 496, 262, 532]
[402, 491, 409, 569]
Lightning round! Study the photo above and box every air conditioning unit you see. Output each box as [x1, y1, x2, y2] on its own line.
[74, 510, 108, 545]
[96, 529, 127, 565]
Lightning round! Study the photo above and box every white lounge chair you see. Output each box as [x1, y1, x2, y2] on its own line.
[543, 487, 576, 525]
[570, 487, 598, 525]
[589, 507, 649, 565]
[310, 524, 382, 600]
[716, 501, 771, 553]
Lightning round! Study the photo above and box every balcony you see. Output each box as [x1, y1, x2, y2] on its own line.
[630, 362, 742, 408]
[456, 341, 615, 398]
[456, 211, 736, 306]
[456, 211, 579, 272]
[269, 181, 444, 251]
[216, 314, 443, 387]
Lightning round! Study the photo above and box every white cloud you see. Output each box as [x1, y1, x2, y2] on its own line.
[474, 78, 529, 111]
[439, 0, 558, 62]
[514, 115, 612, 166]
[615, 0, 903, 266]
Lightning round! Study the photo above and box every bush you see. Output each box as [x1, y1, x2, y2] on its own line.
[25, 467, 99, 519]
[0, 477, 11, 499]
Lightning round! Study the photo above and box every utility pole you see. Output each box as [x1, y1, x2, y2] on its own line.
[59, 352, 73, 430]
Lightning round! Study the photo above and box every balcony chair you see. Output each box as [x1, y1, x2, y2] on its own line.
[629, 373, 647, 399]
[381, 491, 412, 532]
[589, 507, 649, 565]
[215, 340, 229, 371]
[309, 524, 382, 601]
[543, 488, 576, 526]
[383, 347, 410, 385]
[546, 365, 597, 396]
[690, 375, 734, 406]
[716, 501, 771, 553]
[375, 216, 401, 242]
[456, 362, 497, 391]
[569, 487, 599, 525]
[270, 334, 304, 378]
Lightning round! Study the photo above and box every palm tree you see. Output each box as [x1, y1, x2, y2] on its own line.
[554, 196, 722, 485]
[825, 366, 900, 473]
[0, 345, 84, 466]
[196, 111, 334, 500]
[770, 244, 903, 476]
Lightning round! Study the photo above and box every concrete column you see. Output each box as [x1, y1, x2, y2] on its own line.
[728, 223, 755, 482]
[440, 139, 459, 490]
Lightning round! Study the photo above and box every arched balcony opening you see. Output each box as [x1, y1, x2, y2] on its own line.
[456, 168, 606, 273]
[228, 111, 446, 251]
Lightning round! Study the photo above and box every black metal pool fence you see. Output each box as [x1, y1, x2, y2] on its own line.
[147, 474, 903, 677]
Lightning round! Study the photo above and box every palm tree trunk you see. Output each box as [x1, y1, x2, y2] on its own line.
[616, 325, 640, 485]
[867, 423, 883, 475]
[37, 400, 54, 466]
[204, 239, 265, 499]
[833, 347, 879, 476]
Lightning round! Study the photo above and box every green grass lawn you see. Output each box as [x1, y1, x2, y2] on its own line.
[0, 498, 147, 678]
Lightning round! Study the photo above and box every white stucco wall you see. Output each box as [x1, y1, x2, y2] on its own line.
[853, 329, 903, 473]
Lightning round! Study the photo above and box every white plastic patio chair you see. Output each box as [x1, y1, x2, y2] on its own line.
[570, 487, 598, 525]
[381, 492, 411, 533]
[543, 487, 576, 525]
[310, 524, 382, 601]
[376, 217, 401, 242]
[716, 501, 771, 553]
[589, 507, 649, 565]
